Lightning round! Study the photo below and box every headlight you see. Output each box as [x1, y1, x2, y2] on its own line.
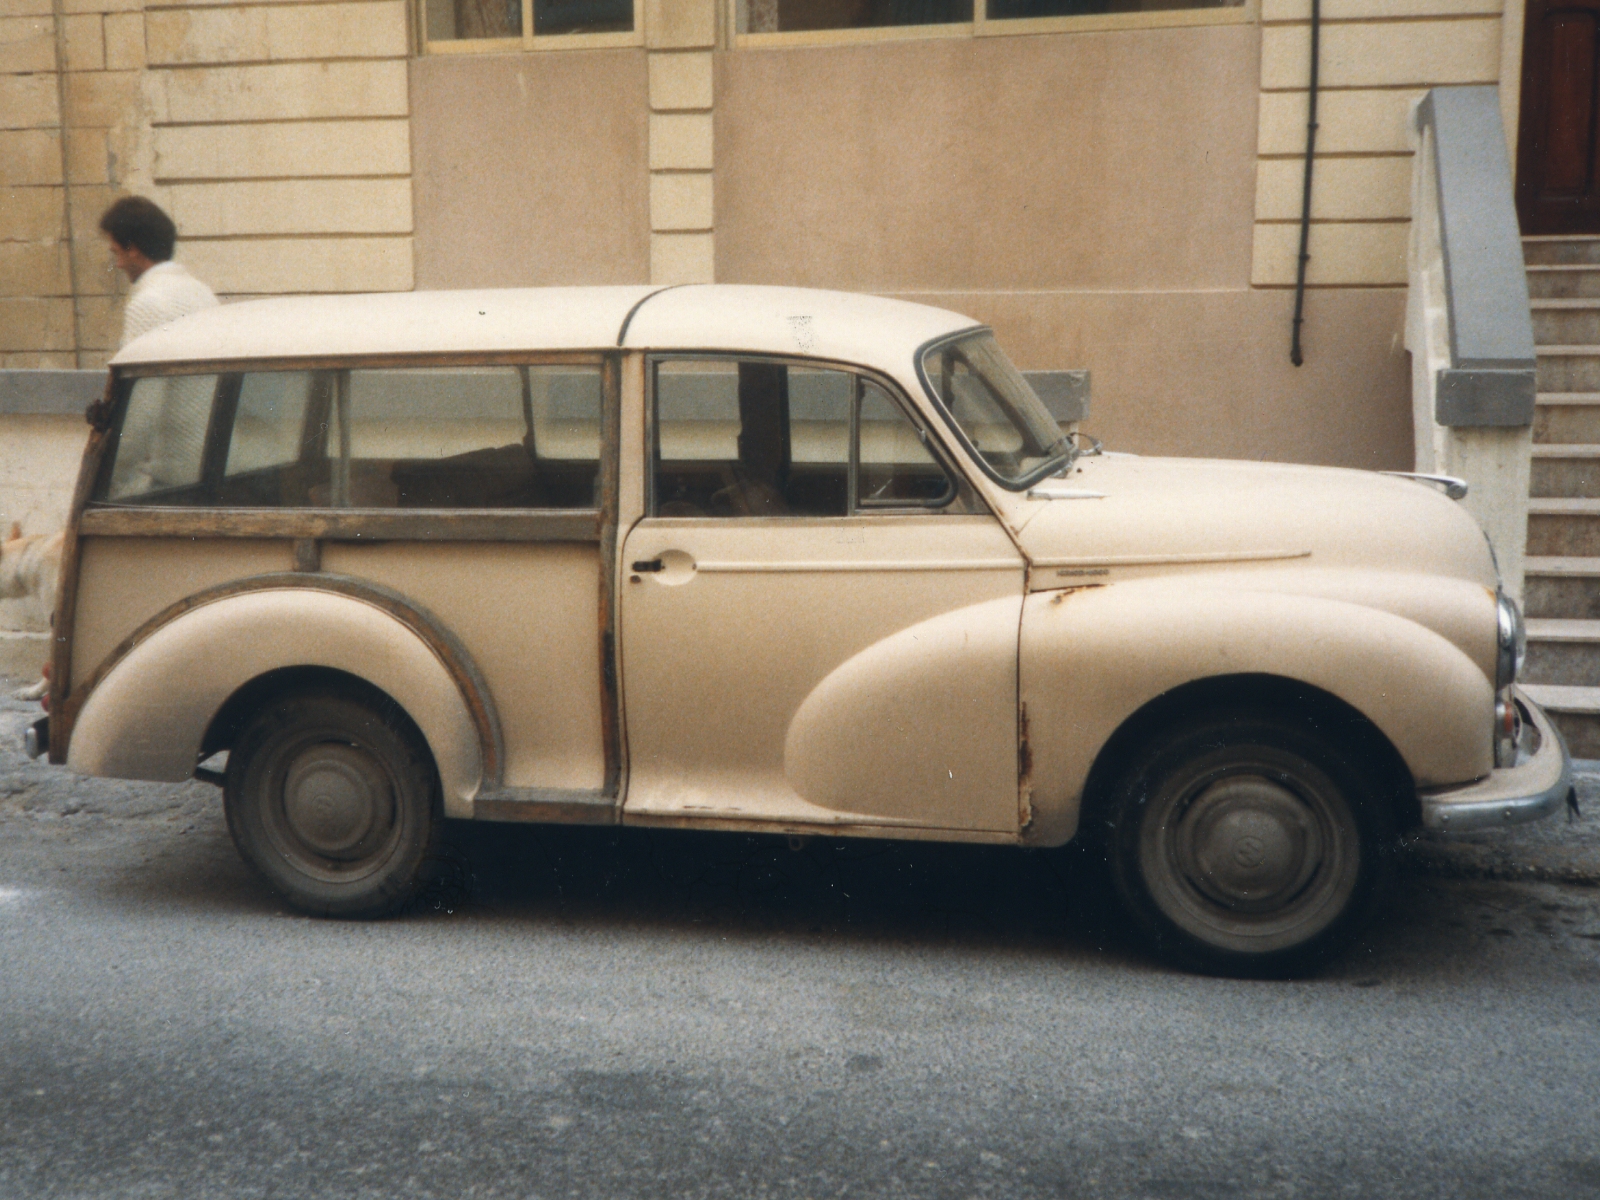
[1496, 590, 1526, 692]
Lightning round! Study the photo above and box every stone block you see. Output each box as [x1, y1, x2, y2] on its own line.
[75, 293, 120, 350]
[1254, 155, 1413, 222]
[0, 243, 71, 296]
[1257, 88, 1425, 157]
[648, 50, 712, 110]
[164, 178, 413, 236]
[266, 2, 408, 60]
[0, 74, 61, 130]
[62, 12, 104, 70]
[103, 10, 143, 69]
[0, 186, 67, 241]
[0, 0, 52, 17]
[1251, 220, 1409, 287]
[0, 131, 63, 186]
[648, 112, 712, 170]
[650, 171, 711, 231]
[60, 0, 141, 15]
[1261, 18, 1500, 90]
[63, 69, 140, 128]
[146, 8, 267, 65]
[69, 233, 118, 297]
[650, 230, 712, 284]
[0, 298, 74, 351]
[645, 0, 713, 48]
[0, 15, 56, 72]
[150, 60, 410, 123]
[178, 234, 413, 293]
[65, 126, 110, 183]
[154, 119, 411, 180]
[1, 352, 76, 367]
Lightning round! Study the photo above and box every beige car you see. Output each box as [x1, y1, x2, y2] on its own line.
[26, 284, 1570, 975]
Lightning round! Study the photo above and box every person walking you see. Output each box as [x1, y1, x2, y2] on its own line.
[98, 195, 217, 347]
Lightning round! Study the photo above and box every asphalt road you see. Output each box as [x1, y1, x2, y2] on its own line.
[4, 693, 1600, 1199]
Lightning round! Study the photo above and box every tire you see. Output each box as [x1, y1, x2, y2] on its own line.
[1102, 710, 1396, 977]
[224, 690, 440, 918]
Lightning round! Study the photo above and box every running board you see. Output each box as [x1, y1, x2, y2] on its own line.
[473, 788, 620, 826]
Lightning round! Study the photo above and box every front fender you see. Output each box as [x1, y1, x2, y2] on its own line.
[67, 587, 486, 816]
[1020, 579, 1494, 846]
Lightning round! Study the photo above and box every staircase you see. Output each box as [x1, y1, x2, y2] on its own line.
[1522, 235, 1600, 758]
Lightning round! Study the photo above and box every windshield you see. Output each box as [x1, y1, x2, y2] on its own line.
[919, 331, 1070, 488]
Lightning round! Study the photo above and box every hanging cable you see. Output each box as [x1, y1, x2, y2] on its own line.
[1289, 0, 1320, 366]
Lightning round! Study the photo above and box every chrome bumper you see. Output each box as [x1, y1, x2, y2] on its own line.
[1418, 692, 1573, 834]
[22, 716, 46, 760]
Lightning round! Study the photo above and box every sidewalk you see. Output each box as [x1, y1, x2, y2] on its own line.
[4, 675, 1600, 883]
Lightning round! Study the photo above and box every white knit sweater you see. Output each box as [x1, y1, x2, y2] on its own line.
[119, 260, 218, 349]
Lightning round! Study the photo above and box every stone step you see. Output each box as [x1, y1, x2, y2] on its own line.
[1532, 300, 1600, 344]
[1537, 347, 1600, 392]
[1525, 556, 1600, 619]
[1520, 683, 1600, 757]
[1525, 236, 1600, 266]
[1528, 497, 1600, 556]
[1535, 393, 1600, 443]
[1524, 617, 1600, 685]
[1528, 265, 1600, 298]
[1532, 443, 1600, 498]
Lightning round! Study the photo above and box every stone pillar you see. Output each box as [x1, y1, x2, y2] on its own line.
[645, 0, 714, 284]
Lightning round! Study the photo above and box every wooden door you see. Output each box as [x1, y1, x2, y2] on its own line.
[1519, 0, 1600, 233]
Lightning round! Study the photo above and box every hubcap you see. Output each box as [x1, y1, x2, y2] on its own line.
[1175, 776, 1322, 912]
[282, 743, 394, 860]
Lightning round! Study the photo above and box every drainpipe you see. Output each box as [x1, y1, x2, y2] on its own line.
[1289, 0, 1320, 367]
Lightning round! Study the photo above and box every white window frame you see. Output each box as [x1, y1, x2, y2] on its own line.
[419, 0, 644, 53]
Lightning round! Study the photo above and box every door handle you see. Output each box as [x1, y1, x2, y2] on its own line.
[631, 558, 665, 573]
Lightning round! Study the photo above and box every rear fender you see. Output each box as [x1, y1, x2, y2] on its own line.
[66, 583, 493, 816]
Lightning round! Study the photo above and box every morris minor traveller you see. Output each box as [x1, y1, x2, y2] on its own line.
[28, 285, 1573, 975]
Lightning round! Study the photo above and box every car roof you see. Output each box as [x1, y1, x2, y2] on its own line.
[109, 284, 982, 376]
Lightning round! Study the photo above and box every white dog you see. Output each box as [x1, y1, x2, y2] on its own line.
[2, 523, 63, 701]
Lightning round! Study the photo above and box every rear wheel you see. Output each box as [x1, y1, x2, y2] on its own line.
[224, 691, 439, 917]
[1103, 710, 1396, 977]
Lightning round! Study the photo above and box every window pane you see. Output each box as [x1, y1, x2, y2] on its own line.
[988, 0, 1239, 16]
[857, 381, 953, 508]
[743, 0, 969, 31]
[351, 366, 599, 509]
[535, 0, 632, 33]
[427, 0, 521, 39]
[653, 359, 848, 518]
[102, 374, 217, 504]
[218, 371, 322, 508]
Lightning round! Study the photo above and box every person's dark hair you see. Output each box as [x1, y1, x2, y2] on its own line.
[98, 196, 176, 263]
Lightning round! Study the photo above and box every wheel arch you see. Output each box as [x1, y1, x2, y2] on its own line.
[1075, 673, 1419, 847]
[63, 576, 498, 817]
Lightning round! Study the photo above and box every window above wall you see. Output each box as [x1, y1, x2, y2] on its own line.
[421, 0, 641, 52]
[735, 0, 1251, 42]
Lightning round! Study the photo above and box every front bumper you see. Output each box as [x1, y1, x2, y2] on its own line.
[1418, 692, 1573, 834]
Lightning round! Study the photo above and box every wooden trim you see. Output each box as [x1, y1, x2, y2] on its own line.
[596, 353, 623, 799]
[57, 571, 507, 790]
[115, 351, 611, 377]
[77, 507, 601, 543]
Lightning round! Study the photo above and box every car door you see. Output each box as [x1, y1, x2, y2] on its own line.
[619, 355, 1026, 836]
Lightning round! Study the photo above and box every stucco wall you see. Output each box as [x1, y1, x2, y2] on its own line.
[409, 50, 652, 288]
[714, 26, 1260, 291]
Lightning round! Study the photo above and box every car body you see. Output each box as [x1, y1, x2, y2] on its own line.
[30, 284, 1572, 974]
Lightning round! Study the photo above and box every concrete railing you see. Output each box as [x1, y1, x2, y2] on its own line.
[1406, 86, 1537, 600]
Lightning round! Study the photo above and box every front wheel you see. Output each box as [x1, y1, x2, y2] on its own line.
[224, 691, 440, 918]
[1103, 711, 1396, 977]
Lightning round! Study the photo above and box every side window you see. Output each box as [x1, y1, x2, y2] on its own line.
[650, 358, 965, 518]
[99, 363, 604, 510]
[653, 359, 850, 518]
[101, 374, 219, 504]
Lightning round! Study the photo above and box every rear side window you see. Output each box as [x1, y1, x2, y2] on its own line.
[95, 364, 604, 510]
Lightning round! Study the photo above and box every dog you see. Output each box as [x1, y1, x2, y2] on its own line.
[2, 522, 63, 701]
